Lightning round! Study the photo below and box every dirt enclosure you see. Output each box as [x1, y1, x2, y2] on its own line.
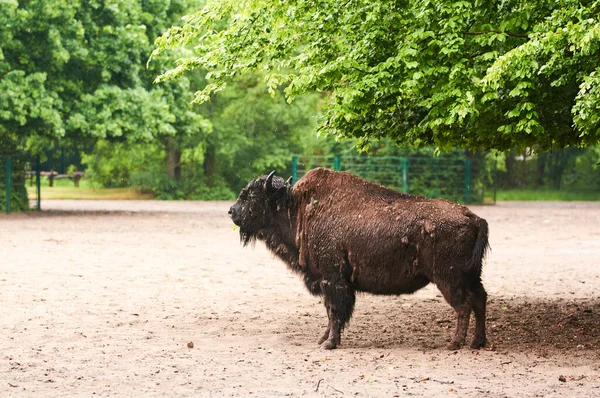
[1, 200, 599, 397]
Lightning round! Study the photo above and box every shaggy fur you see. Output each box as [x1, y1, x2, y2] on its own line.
[229, 168, 490, 350]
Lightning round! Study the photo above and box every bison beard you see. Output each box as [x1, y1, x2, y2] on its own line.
[229, 168, 490, 350]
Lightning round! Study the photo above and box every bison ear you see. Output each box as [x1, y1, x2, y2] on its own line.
[264, 170, 276, 193]
[285, 176, 293, 186]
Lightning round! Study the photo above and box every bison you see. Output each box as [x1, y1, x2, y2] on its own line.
[229, 168, 490, 350]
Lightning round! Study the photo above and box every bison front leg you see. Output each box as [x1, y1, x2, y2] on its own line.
[317, 306, 332, 345]
[319, 278, 355, 350]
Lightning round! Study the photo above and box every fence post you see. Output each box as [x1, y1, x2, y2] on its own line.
[36, 155, 41, 211]
[464, 157, 472, 204]
[333, 156, 340, 171]
[5, 156, 11, 214]
[402, 158, 409, 193]
[291, 156, 298, 184]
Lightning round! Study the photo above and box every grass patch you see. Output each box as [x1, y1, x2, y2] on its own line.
[496, 189, 600, 201]
[27, 177, 153, 200]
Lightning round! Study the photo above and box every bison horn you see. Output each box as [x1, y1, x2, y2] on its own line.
[286, 176, 293, 186]
[264, 170, 276, 192]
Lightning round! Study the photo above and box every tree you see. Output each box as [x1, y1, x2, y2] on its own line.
[199, 73, 322, 194]
[153, 0, 600, 151]
[0, 0, 209, 209]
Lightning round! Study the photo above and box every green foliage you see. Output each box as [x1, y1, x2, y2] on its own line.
[0, 0, 215, 208]
[81, 140, 153, 188]
[0, 184, 29, 212]
[188, 184, 236, 201]
[82, 70, 322, 200]
[82, 140, 196, 199]
[154, 0, 600, 151]
[204, 73, 322, 193]
[0, 155, 30, 212]
[495, 146, 600, 190]
[0, 0, 208, 153]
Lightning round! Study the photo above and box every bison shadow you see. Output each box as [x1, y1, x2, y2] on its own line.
[283, 296, 600, 353]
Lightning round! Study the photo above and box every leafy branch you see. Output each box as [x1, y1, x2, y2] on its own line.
[464, 30, 529, 38]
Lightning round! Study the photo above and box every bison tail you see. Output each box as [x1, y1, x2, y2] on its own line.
[469, 218, 490, 271]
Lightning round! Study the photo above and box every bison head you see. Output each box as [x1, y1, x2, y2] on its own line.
[229, 171, 293, 246]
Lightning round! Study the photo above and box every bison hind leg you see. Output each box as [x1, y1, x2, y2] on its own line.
[437, 282, 472, 350]
[438, 274, 488, 350]
[468, 279, 487, 349]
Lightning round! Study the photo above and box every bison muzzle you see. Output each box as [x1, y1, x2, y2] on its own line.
[229, 168, 490, 350]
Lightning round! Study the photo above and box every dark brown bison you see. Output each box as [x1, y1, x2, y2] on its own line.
[229, 168, 489, 350]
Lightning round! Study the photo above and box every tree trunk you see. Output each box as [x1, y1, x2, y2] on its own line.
[549, 149, 575, 190]
[203, 143, 216, 188]
[166, 136, 181, 182]
[520, 149, 527, 187]
[504, 149, 516, 188]
[535, 152, 547, 188]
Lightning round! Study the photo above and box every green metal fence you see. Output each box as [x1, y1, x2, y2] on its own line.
[1, 155, 41, 213]
[1, 156, 12, 213]
[291, 155, 489, 204]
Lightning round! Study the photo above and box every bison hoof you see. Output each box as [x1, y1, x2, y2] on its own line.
[320, 339, 338, 350]
[317, 334, 328, 345]
[446, 340, 462, 350]
[470, 337, 486, 349]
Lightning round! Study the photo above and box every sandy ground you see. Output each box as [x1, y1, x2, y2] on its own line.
[1, 200, 599, 397]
